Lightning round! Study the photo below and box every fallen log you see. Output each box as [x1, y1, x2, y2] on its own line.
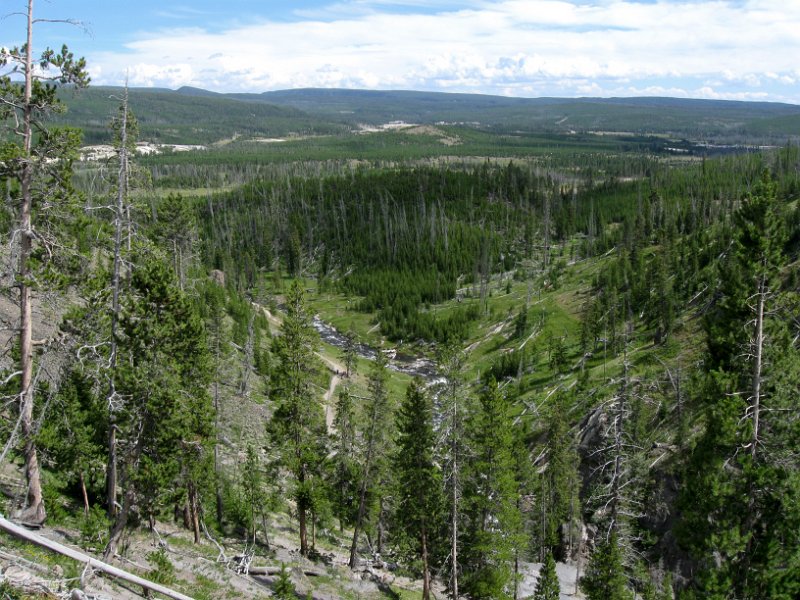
[247, 565, 326, 577]
[0, 514, 195, 600]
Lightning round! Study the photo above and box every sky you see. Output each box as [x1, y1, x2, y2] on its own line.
[3, 0, 800, 103]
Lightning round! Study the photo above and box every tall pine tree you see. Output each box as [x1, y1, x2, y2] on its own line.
[349, 350, 393, 568]
[679, 171, 800, 598]
[461, 379, 524, 599]
[269, 280, 326, 557]
[393, 379, 442, 600]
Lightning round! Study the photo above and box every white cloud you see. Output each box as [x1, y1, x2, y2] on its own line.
[86, 0, 800, 102]
[127, 63, 195, 88]
[695, 86, 770, 101]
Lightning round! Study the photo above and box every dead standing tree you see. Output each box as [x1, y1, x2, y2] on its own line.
[0, 0, 89, 525]
[437, 346, 470, 599]
[584, 343, 648, 568]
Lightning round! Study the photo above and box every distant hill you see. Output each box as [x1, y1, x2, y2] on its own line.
[253, 88, 800, 138]
[54, 85, 800, 145]
[53, 86, 348, 145]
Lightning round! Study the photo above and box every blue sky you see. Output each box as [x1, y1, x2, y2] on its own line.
[4, 0, 799, 103]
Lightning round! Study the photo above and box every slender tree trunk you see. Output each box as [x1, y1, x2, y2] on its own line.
[421, 527, 431, 600]
[18, 0, 45, 527]
[311, 510, 316, 551]
[189, 483, 200, 544]
[751, 274, 765, 460]
[449, 381, 460, 600]
[349, 459, 372, 568]
[350, 404, 379, 568]
[214, 318, 223, 526]
[106, 425, 117, 517]
[104, 484, 135, 561]
[80, 471, 90, 516]
[106, 84, 129, 518]
[377, 498, 384, 556]
[514, 497, 520, 600]
[298, 465, 308, 557]
[574, 532, 583, 596]
[260, 509, 270, 550]
[298, 505, 308, 556]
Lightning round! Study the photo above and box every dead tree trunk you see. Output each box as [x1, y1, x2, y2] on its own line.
[0, 515, 194, 600]
[750, 273, 766, 460]
[18, 0, 45, 527]
[106, 85, 129, 519]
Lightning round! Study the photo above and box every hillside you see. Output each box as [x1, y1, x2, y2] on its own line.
[52, 86, 348, 145]
[255, 88, 800, 138]
[52, 85, 800, 146]
[2, 77, 800, 600]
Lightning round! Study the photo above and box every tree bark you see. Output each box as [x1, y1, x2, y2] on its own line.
[349, 464, 371, 568]
[350, 397, 380, 569]
[189, 483, 201, 544]
[106, 85, 128, 518]
[298, 462, 308, 557]
[18, 0, 45, 528]
[751, 274, 765, 460]
[80, 471, 90, 516]
[421, 527, 431, 600]
[449, 377, 460, 600]
[214, 319, 223, 526]
[298, 502, 308, 556]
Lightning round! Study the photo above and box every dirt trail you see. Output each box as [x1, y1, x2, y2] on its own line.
[323, 374, 341, 432]
[255, 303, 345, 433]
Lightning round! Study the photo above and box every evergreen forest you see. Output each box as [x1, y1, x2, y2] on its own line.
[1, 9, 800, 600]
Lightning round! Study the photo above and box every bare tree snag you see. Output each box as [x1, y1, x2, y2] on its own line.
[18, 0, 45, 528]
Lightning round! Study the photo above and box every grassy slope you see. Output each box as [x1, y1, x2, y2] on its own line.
[303, 241, 703, 418]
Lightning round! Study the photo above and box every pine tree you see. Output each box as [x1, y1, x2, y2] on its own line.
[533, 551, 560, 600]
[461, 379, 524, 600]
[393, 379, 442, 600]
[341, 326, 358, 378]
[331, 385, 358, 531]
[154, 193, 197, 289]
[538, 391, 580, 559]
[269, 280, 326, 557]
[349, 350, 393, 568]
[103, 257, 214, 557]
[105, 86, 136, 519]
[241, 444, 270, 547]
[272, 563, 296, 599]
[580, 532, 632, 600]
[199, 279, 229, 526]
[679, 170, 800, 598]
[38, 371, 106, 516]
[437, 345, 470, 600]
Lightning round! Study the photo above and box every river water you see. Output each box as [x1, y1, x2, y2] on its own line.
[311, 316, 442, 383]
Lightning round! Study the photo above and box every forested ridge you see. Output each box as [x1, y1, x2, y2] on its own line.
[2, 13, 800, 600]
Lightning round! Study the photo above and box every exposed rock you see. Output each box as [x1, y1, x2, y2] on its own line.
[209, 269, 226, 286]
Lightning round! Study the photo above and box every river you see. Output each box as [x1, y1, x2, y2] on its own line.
[311, 316, 443, 383]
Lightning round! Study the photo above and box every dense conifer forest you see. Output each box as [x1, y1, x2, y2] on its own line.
[2, 8, 800, 599]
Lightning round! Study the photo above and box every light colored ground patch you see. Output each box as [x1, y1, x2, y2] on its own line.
[405, 125, 462, 146]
